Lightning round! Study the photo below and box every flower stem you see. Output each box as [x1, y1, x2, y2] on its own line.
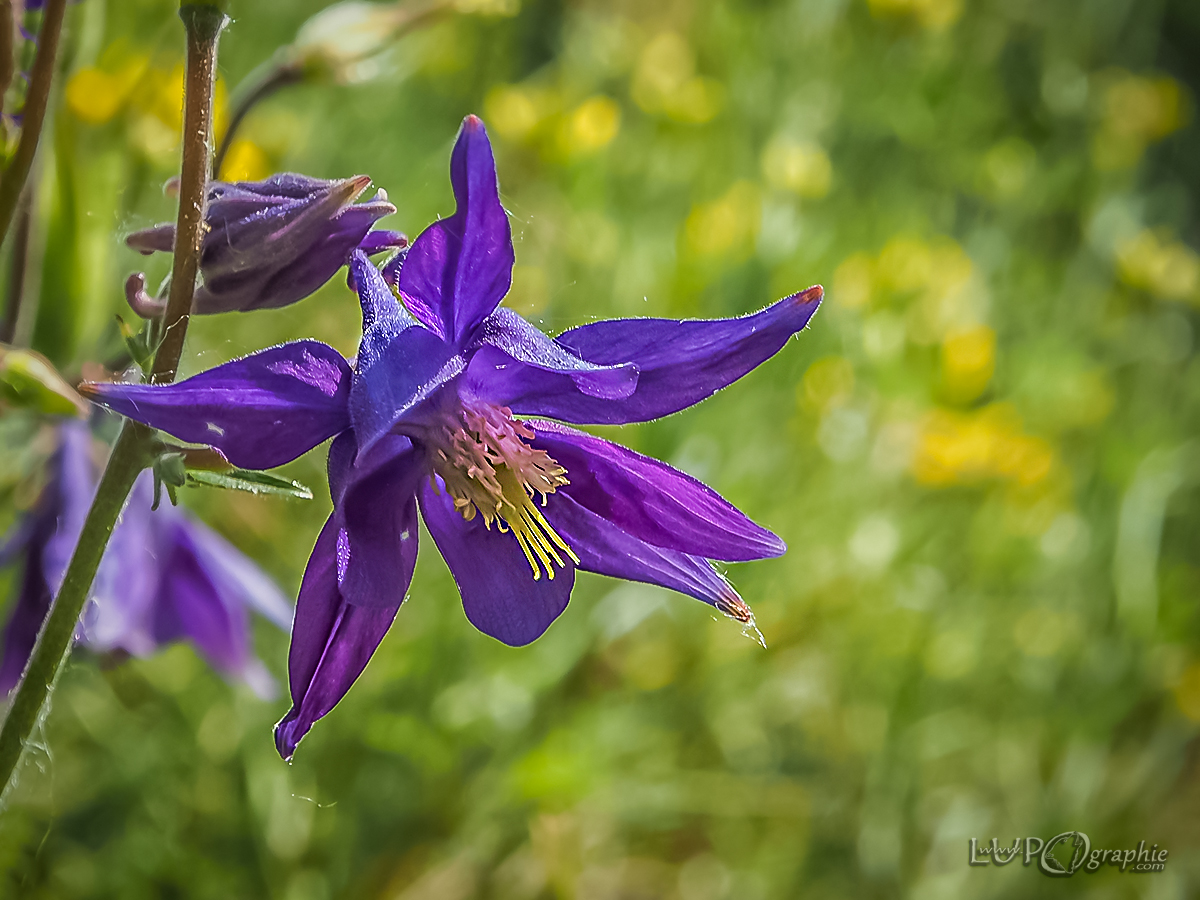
[152, 3, 227, 385]
[213, 58, 304, 177]
[0, 184, 32, 345]
[213, 0, 452, 177]
[0, 0, 14, 115]
[0, 0, 66, 253]
[0, 3, 227, 807]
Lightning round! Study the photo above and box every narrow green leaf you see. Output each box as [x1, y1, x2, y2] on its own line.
[185, 467, 313, 500]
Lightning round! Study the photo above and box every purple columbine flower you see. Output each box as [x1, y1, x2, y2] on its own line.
[82, 115, 823, 758]
[126, 173, 406, 315]
[0, 421, 294, 697]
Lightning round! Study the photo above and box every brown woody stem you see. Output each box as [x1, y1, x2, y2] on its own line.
[0, 0, 66, 252]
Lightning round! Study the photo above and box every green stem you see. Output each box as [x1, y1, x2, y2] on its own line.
[213, 0, 452, 178]
[0, 0, 66, 253]
[0, 3, 227, 808]
[213, 58, 303, 177]
[0, 183, 31, 345]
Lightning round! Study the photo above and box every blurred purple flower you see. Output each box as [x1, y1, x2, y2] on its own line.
[126, 173, 405, 315]
[83, 115, 822, 758]
[0, 421, 293, 697]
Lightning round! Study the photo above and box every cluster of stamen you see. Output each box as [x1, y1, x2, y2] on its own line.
[428, 401, 579, 580]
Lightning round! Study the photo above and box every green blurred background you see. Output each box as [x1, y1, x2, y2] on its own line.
[2, 0, 1200, 896]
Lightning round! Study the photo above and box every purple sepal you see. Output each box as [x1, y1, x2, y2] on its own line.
[530, 422, 785, 561]
[81, 341, 352, 470]
[274, 516, 404, 760]
[546, 492, 748, 617]
[490, 287, 823, 424]
[470, 307, 639, 400]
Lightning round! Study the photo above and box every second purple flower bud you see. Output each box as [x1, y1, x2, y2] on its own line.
[126, 173, 405, 315]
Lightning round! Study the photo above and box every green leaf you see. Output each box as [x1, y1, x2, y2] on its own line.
[185, 467, 313, 500]
[0, 347, 89, 418]
[117, 316, 157, 376]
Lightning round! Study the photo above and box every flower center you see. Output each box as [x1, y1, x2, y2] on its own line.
[428, 401, 579, 580]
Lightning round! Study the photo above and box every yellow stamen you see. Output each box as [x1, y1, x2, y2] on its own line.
[427, 401, 579, 579]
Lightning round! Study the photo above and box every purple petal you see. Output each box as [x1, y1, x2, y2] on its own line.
[333, 431, 424, 609]
[125, 273, 166, 318]
[469, 307, 638, 400]
[530, 422, 784, 561]
[398, 116, 514, 346]
[153, 518, 252, 679]
[358, 229, 408, 255]
[82, 475, 159, 655]
[189, 175, 396, 315]
[546, 492, 753, 622]
[274, 517, 403, 760]
[419, 481, 575, 646]
[183, 516, 294, 631]
[41, 421, 97, 593]
[81, 341, 352, 470]
[0, 547, 50, 695]
[126, 224, 175, 255]
[489, 287, 822, 424]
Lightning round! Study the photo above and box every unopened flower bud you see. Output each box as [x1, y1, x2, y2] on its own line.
[126, 173, 406, 314]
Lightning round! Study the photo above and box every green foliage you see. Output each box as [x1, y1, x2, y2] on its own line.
[184, 467, 314, 501]
[2, 0, 1200, 898]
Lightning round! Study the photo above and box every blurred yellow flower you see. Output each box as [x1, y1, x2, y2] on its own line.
[877, 235, 933, 293]
[940, 325, 995, 404]
[65, 56, 149, 125]
[761, 137, 832, 198]
[67, 47, 229, 163]
[684, 181, 759, 258]
[632, 33, 723, 124]
[565, 96, 620, 154]
[633, 33, 691, 109]
[801, 356, 855, 413]
[868, 0, 963, 31]
[664, 77, 724, 124]
[832, 253, 874, 309]
[485, 84, 543, 141]
[1116, 229, 1200, 302]
[1093, 71, 1188, 170]
[912, 404, 1054, 488]
[219, 139, 272, 182]
[873, 234, 976, 343]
